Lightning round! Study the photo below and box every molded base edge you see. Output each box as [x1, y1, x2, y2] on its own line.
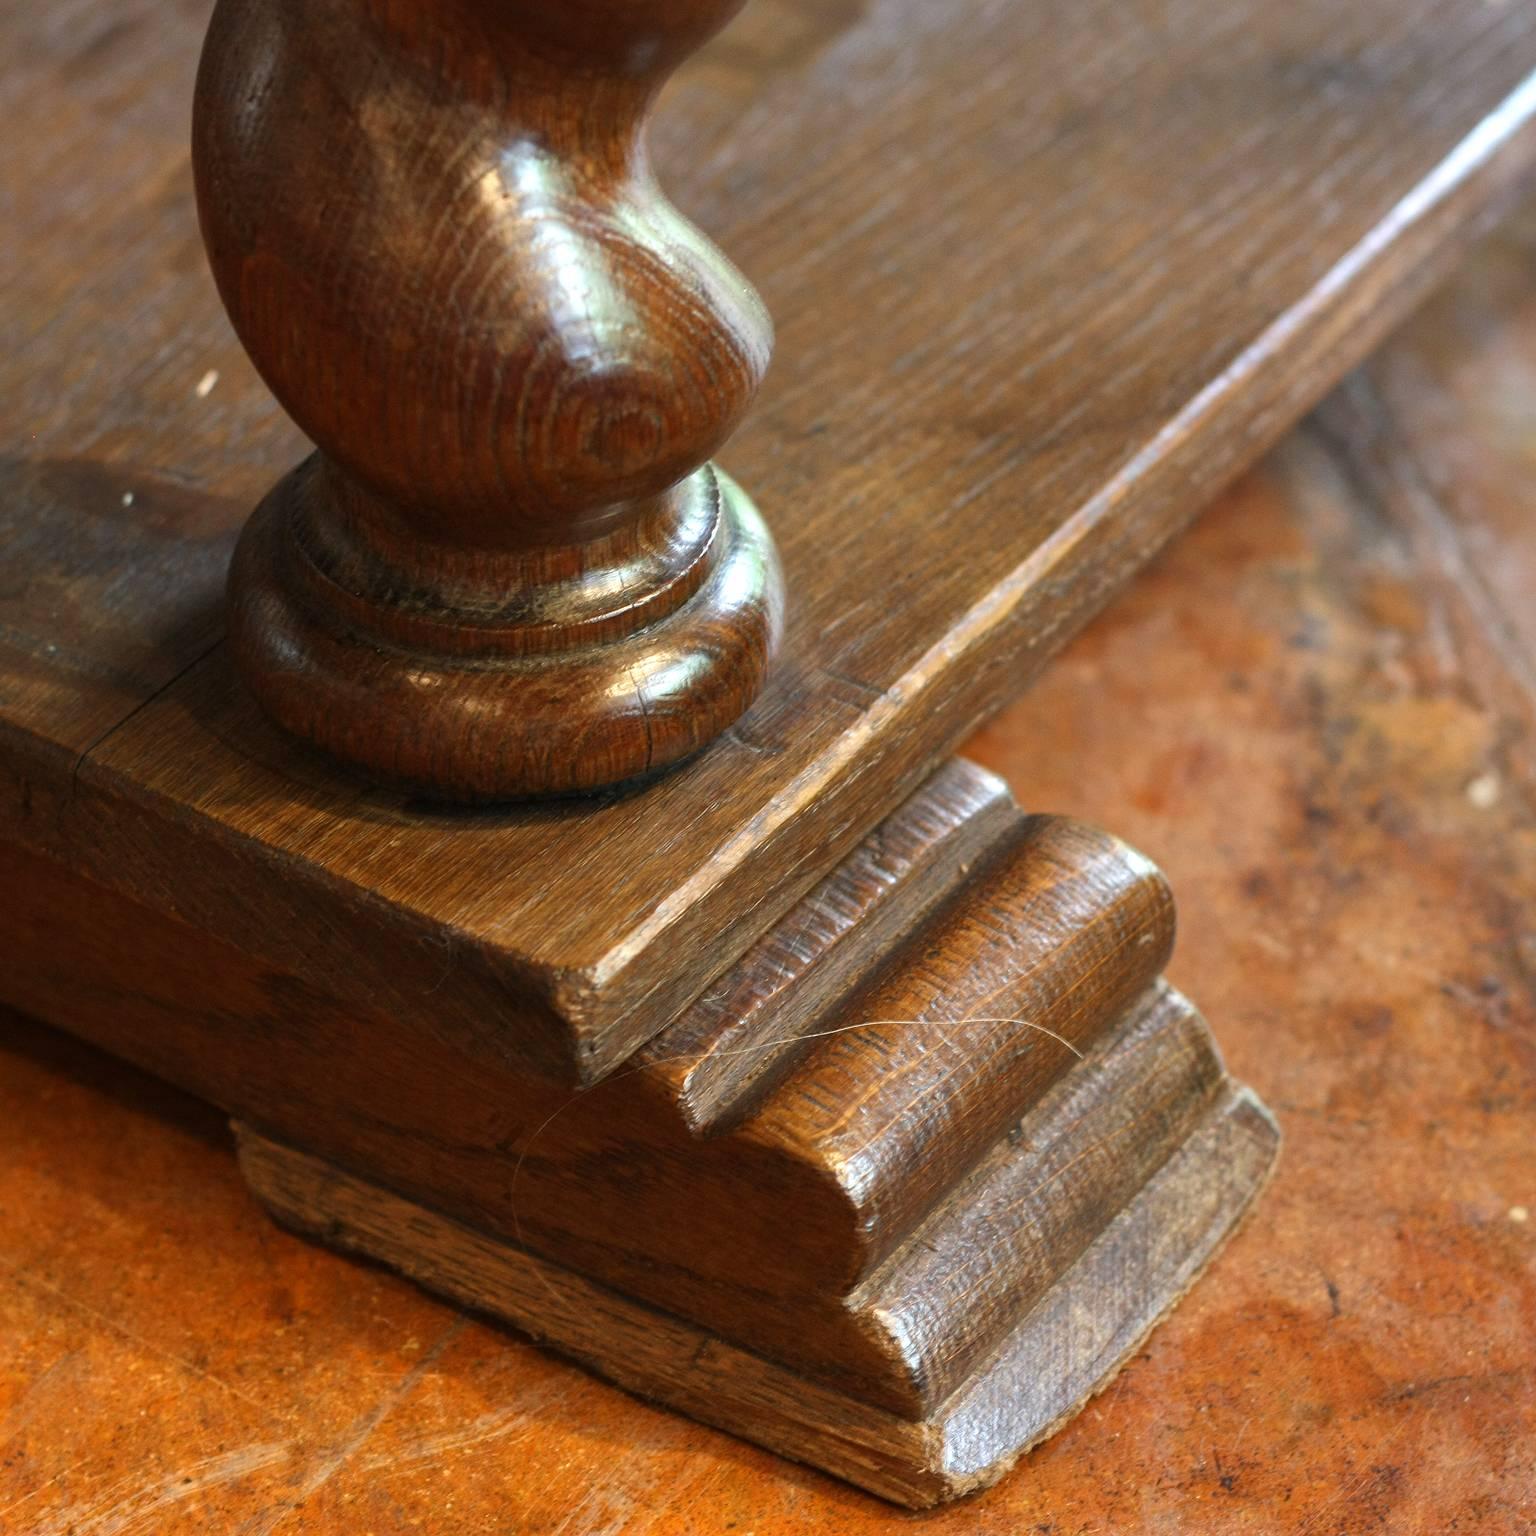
[236, 1074, 1278, 1508]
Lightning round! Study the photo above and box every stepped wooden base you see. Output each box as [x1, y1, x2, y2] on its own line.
[0, 740, 1277, 1505]
[14, 0, 1536, 1512]
[239, 1058, 1274, 1507]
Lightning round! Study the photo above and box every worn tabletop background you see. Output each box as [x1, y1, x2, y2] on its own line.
[3, 205, 1536, 1533]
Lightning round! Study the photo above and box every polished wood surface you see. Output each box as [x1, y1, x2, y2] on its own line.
[237, 1064, 1273, 1508]
[7, 0, 1536, 1085]
[5, 0, 1536, 1520]
[195, 0, 783, 799]
[0, 747, 1277, 1499]
[5, 204, 1535, 1524]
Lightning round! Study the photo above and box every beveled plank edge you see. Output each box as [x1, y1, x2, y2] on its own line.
[63, 70, 1536, 1089]
[234, 1078, 1278, 1508]
[568, 72, 1536, 1063]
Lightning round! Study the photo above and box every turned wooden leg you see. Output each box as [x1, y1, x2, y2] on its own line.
[192, 0, 781, 800]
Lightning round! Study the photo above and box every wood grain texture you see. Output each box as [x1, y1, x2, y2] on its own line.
[3, 0, 1534, 1516]
[651, 758, 1020, 1133]
[7, 0, 1536, 1084]
[0, 750, 1276, 1458]
[4, 205, 1536, 1524]
[236, 1072, 1275, 1508]
[194, 0, 784, 799]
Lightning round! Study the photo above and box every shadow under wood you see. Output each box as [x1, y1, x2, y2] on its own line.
[0, 1003, 230, 1154]
[0, 455, 237, 751]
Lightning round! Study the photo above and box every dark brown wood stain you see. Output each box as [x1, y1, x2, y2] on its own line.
[2, 202, 1535, 1519]
[3, 0, 1535, 1524]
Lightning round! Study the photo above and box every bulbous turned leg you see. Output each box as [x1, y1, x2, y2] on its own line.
[227, 458, 781, 799]
[193, 0, 782, 799]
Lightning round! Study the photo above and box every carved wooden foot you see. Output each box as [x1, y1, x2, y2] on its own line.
[239, 1085, 1272, 1507]
[229, 761, 1278, 1506]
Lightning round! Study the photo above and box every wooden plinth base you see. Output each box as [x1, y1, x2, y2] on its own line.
[0, 737, 1279, 1504]
[239, 1065, 1275, 1507]
[13, 0, 1536, 1512]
